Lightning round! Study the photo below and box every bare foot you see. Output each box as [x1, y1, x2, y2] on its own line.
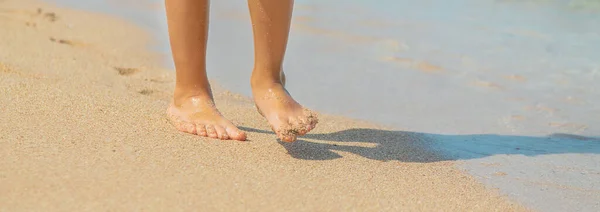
[252, 80, 318, 142]
[167, 96, 247, 141]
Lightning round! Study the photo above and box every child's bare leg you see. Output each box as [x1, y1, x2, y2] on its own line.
[165, 0, 246, 141]
[248, 0, 318, 142]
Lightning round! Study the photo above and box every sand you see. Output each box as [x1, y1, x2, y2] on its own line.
[0, 0, 529, 211]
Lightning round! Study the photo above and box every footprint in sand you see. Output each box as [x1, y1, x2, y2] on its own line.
[49, 37, 85, 47]
[25, 21, 36, 27]
[0, 7, 54, 27]
[40, 9, 58, 22]
[14, 8, 60, 22]
[115, 67, 141, 76]
[138, 89, 155, 96]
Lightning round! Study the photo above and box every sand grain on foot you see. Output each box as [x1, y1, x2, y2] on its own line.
[0, 0, 529, 211]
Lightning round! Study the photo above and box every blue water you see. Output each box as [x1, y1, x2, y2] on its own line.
[46, 0, 600, 211]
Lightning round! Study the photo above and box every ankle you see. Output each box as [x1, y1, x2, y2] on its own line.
[173, 86, 214, 106]
[251, 69, 284, 88]
[251, 77, 282, 91]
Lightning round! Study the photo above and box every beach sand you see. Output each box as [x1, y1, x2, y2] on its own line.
[0, 0, 529, 211]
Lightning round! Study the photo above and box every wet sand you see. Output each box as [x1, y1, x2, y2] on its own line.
[0, 0, 530, 211]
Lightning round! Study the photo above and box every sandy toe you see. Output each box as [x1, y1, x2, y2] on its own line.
[253, 82, 318, 142]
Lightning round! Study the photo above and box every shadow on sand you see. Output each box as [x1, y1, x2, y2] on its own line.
[239, 127, 600, 162]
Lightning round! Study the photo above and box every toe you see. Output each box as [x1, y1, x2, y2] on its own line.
[214, 126, 229, 140]
[206, 125, 218, 139]
[196, 124, 207, 137]
[224, 123, 246, 141]
[304, 111, 319, 131]
[292, 116, 308, 135]
[288, 117, 306, 135]
[305, 120, 314, 131]
[269, 116, 299, 142]
[183, 122, 196, 134]
[308, 121, 318, 131]
[280, 133, 297, 142]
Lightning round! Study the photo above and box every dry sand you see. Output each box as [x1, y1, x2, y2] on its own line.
[0, 0, 529, 211]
